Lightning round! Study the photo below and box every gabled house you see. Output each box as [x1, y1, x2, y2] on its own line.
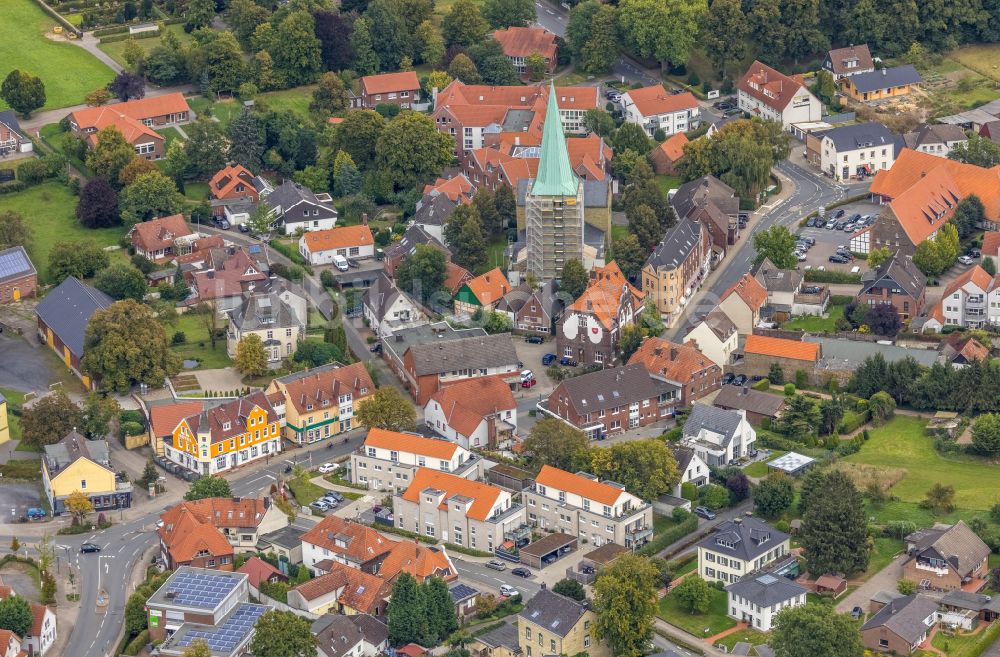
[671, 175, 741, 248]
[902, 521, 990, 591]
[209, 164, 271, 220]
[557, 261, 644, 366]
[364, 271, 425, 338]
[495, 280, 564, 335]
[742, 334, 821, 382]
[858, 252, 926, 320]
[642, 218, 712, 323]
[412, 193, 459, 244]
[683, 310, 738, 367]
[157, 502, 236, 571]
[696, 516, 789, 583]
[42, 429, 131, 516]
[350, 427, 481, 492]
[544, 363, 680, 439]
[263, 180, 338, 235]
[651, 132, 688, 175]
[981, 120, 1000, 144]
[822, 44, 875, 80]
[128, 213, 197, 262]
[718, 273, 768, 334]
[300, 515, 397, 574]
[673, 445, 709, 493]
[492, 26, 558, 75]
[0, 245, 37, 303]
[237, 556, 288, 589]
[265, 361, 374, 445]
[737, 61, 822, 129]
[351, 71, 421, 109]
[161, 497, 288, 557]
[0, 110, 32, 155]
[424, 376, 518, 449]
[517, 589, 609, 657]
[454, 267, 512, 315]
[682, 404, 756, 467]
[299, 225, 375, 266]
[0, 630, 22, 657]
[840, 66, 922, 103]
[726, 572, 807, 631]
[621, 85, 700, 137]
[712, 386, 786, 426]
[226, 289, 305, 364]
[384, 224, 450, 278]
[815, 122, 903, 182]
[754, 258, 829, 320]
[35, 276, 113, 389]
[903, 123, 968, 158]
[314, 613, 389, 657]
[939, 335, 990, 369]
[861, 595, 938, 655]
[288, 562, 391, 616]
[67, 92, 191, 159]
[628, 337, 722, 406]
[402, 332, 520, 406]
[921, 265, 998, 332]
[187, 247, 269, 312]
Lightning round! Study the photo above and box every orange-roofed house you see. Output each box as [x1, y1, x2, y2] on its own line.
[557, 261, 645, 366]
[159, 497, 288, 556]
[148, 400, 204, 457]
[718, 273, 768, 334]
[349, 428, 480, 493]
[423, 175, 475, 204]
[0, 629, 22, 657]
[68, 92, 191, 159]
[208, 164, 272, 220]
[237, 555, 288, 589]
[158, 503, 236, 570]
[982, 231, 1000, 262]
[288, 561, 391, 616]
[868, 149, 1000, 256]
[525, 464, 653, 548]
[300, 515, 398, 574]
[628, 337, 723, 406]
[423, 375, 517, 449]
[396, 468, 525, 553]
[492, 27, 558, 76]
[0, 585, 57, 656]
[351, 71, 421, 110]
[298, 224, 375, 266]
[921, 265, 1000, 332]
[742, 334, 821, 383]
[454, 267, 511, 315]
[651, 132, 689, 175]
[379, 540, 457, 583]
[736, 61, 821, 129]
[127, 213, 196, 261]
[621, 85, 700, 137]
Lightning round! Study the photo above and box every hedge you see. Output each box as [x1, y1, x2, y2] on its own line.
[636, 513, 698, 556]
[99, 30, 161, 44]
[0, 181, 28, 195]
[752, 378, 771, 391]
[123, 630, 149, 656]
[804, 270, 862, 284]
[93, 24, 129, 36]
[837, 408, 869, 435]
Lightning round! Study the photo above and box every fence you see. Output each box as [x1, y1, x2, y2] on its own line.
[30, 0, 83, 37]
[250, 585, 319, 620]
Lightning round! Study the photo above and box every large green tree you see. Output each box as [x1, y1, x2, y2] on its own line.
[226, 0, 272, 48]
[590, 439, 680, 501]
[86, 127, 136, 187]
[184, 475, 233, 501]
[94, 262, 147, 301]
[628, 204, 663, 252]
[753, 225, 798, 269]
[971, 413, 1000, 456]
[396, 244, 448, 305]
[566, 1, 600, 59]
[0, 70, 45, 118]
[951, 195, 985, 240]
[365, 0, 413, 71]
[333, 110, 385, 170]
[672, 574, 712, 613]
[0, 211, 31, 251]
[949, 134, 1000, 168]
[235, 334, 268, 377]
[183, 118, 228, 179]
[800, 470, 870, 575]
[228, 107, 264, 172]
[443, 204, 488, 272]
[772, 603, 864, 657]
[442, 0, 489, 47]
[20, 390, 83, 449]
[748, 0, 785, 64]
[700, 0, 748, 77]
[48, 241, 109, 284]
[249, 610, 318, 657]
[483, 0, 535, 28]
[560, 258, 588, 300]
[753, 472, 795, 518]
[423, 576, 459, 644]
[350, 17, 380, 76]
[119, 171, 184, 228]
[310, 72, 349, 114]
[617, 0, 706, 69]
[356, 387, 417, 432]
[270, 11, 322, 85]
[0, 595, 33, 637]
[82, 300, 181, 393]
[522, 418, 592, 472]
[592, 554, 658, 657]
[388, 573, 427, 646]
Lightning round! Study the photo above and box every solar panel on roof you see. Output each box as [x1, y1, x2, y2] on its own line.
[0, 248, 32, 280]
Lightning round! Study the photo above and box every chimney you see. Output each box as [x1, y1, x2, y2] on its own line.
[882, 67, 887, 76]
[540, 582, 547, 590]
[670, 347, 678, 361]
[362, 213, 369, 226]
[586, 300, 593, 311]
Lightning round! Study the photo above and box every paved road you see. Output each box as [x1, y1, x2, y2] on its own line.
[452, 558, 542, 599]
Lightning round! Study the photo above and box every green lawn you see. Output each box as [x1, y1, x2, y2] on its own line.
[187, 97, 244, 132]
[157, 126, 184, 150]
[610, 224, 630, 243]
[932, 621, 1000, 657]
[0, 0, 115, 111]
[165, 311, 232, 370]
[183, 181, 210, 201]
[658, 586, 736, 637]
[846, 415, 1000, 511]
[256, 87, 317, 121]
[0, 182, 125, 282]
[655, 175, 683, 196]
[287, 474, 327, 506]
[865, 538, 904, 577]
[781, 304, 845, 333]
[479, 240, 508, 275]
[97, 24, 193, 68]
[0, 387, 25, 443]
[40, 123, 94, 177]
[742, 450, 787, 478]
[948, 44, 1000, 83]
[715, 628, 771, 651]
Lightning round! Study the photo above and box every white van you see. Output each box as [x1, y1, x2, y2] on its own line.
[332, 255, 349, 272]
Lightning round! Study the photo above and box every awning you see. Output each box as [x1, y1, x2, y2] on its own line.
[863, 164, 872, 173]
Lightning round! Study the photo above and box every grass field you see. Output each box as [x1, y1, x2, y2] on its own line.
[257, 87, 317, 121]
[781, 304, 845, 332]
[658, 586, 736, 637]
[183, 181, 210, 201]
[97, 24, 193, 68]
[742, 450, 787, 478]
[0, 0, 115, 111]
[287, 474, 327, 506]
[0, 182, 125, 282]
[164, 312, 231, 370]
[187, 97, 243, 132]
[0, 387, 25, 443]
[947, 44, 1000, 83]
[715, 628, 770, 651]
[846, 416, 1000, 511]
[865, 538, 904, 577]
[932, 620, 1000, 657]
[656, 175, 684, 196]
[157, 126, 184, 150]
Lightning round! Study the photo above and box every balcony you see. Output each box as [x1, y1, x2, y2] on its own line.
[915, 561, 950, 576]
[625, 526, 654, 546]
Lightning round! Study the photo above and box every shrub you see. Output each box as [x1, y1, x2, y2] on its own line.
[637, 513, 698, 556]
[680, 482, 698, 501]
[16, 159, 50, 185]
[775, 520, 790, 533]
[123, 630, 149, 656]
[784, 383, 795, 396]
[172, 331, 186, 345]
[795, 370, 808, 389]
[121, 421, 144, 436]
[752, 378, 771, 391]
[320, 270, 335, 288]
[686, 72, 700, 86]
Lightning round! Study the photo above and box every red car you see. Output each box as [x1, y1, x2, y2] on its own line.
[521, 378, 537, 389]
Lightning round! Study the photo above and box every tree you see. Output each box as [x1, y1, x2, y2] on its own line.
[333, 111, 386, 171]
[1, 70, 46, 118]
[423, 576, 459, 644]
[161, 139, 190, 189]
[185, 0, 216, 31]
[48, 241, 109, 284]
[448, 54, 481, 84]
[228, 108, 264, 172]
[82, 299, 181, 393]
[94, 262, 146, 301]
[984, 256, 997, 276]
[118, 157, 158, 188]
[482, 311, 513, 334]
[313, 10, 355, 72]
[365, 0, 413, 72]
[249, 610, 318, 657]
[952, 195, 986, 240]
[184, 118, 228, 179]
[138, 456, 159, 488]
[444, 204, 488, 272]
[800, 470, 870, 575]
[768, 362, 784, 385]
[749, 0, 785, 64]
[424, 71, 453, 97]
[107, 70, 145, 102]
[522, 418, 591, 472]
[376, 112, 455, 191]
[818, 396, 844, 435]
[700, 0, 748, 77]
[270, 11, 322, 85]
[294, 340, 342, 367]
[79, 392, 120, 441]
[780, 394, 821, 438]
[613, 234, 646, 282]
[416, 21, 445, 66]
[310, 72, 349, 115]
[235, 334, 269, 376]
[672, 574, 712, 613]
[972, 413, 1000, 456]
[700, 483, 731, 510]
[226, 0, 271, 48]
[181, 640, 213, 657]
[119, 171, 184, 227]
[442, 0, 489, 47]
[19, 390, 82, 450]
[753, 225, 797, 269]
[76, 179, 120, 228]
[356, 387, 417, 432]
[580, 4, 620, 74]
[552, 578, 586, 601]
[590, 439, 680, 501]
[613, 123, 652, 155]
[865, 303, 901, 336]
[494, 184, 516, 231]
[185, 476, 233, 501]
[584, 109, 616, 139]
[867, 246, 891, 269]
[86, 127, 136, 186]
[474, 188, 504, 240]
[122, 38, 145, 71]
[85, 88, 112, 107]
[560, 259, 588, 300]
[350, 16, 380, 76]
[592, 554, 658, 657]
[868, 391, 896, 425]
[948, 133, 1000, 168]
[628, 204, 663, 252]
[726, 472, 751, 503]
[483, 0, 535, 28]
[0, 595, 33, 637]
[65, 490, 95, 522]
[388, 573, 426, 646]
[754, 472, 794, 518]
[779, 0, 828, 62]
[922, 483, 956, 514]
[0, 211, 31, 251]
[617, 0, 707, 69]
[771, 603, 864, 657]
[813, 69, 836, 103]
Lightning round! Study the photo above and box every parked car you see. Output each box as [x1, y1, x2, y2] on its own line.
[511, 567, 532, 578]
[968, 248, 981, 258]
[733, 374, 748, 386]
[542, 554, 558, 565]
[958, 255, 974, 265]
[835, 209, 846, 218]
[26, 507, 46, 520]
[722, 373, 735, 385]
[215, 218, 231, 230]
[310, 500, 332, 511]
[521, 378, 537, 389]
[318, 463, 339, 474]
[237, 223, 250, 233]
[802, 237, 816, 246]
[486, 559, 507, 571]
[370, 343, 382, 353]
[542, 353, 556, 366]
[559, 357, 578, 367]
[805, 217, 817, 227]
[723, 108, 742, 117]
[693, 506, 717, 520]
[580, 565, 595, 575]
[500, 585, 519, 597]
[323, 491, 345, 502]
[829, 254, 850, 264]
[825, 220, 837, 229]
[525, 335, 544, 344]
[332, 255, 350, 272]
[796, 252, 807, 261]
[80, 542, 101, 553]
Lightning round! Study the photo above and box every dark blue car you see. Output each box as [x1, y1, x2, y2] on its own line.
[559, 357, 578, 367]
[542, 353, 556, 366]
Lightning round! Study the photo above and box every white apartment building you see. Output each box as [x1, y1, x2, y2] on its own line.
[350, 428, 482, 493]
[696, 517, 791, 584]
[818, 122, 900, 182]
[621, 86, 700, 137]
[726, 573, 808, 631]
[923, 265, 1000, 332]
[737, 61, 822, 130]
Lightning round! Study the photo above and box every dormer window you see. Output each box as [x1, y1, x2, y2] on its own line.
[222, 422, 231, 431]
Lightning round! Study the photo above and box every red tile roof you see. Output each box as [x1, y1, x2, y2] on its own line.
[364, 428, 461, 460]
[737, 61, 808, 111]
[402, 468, 505, 521]
[722, 273, 768, 312]
[656, 132, 689, 163]
[379, 541, 456, 583]
[70, 92, 189, 145]
[301, 225, 374, 253]
[292, 562, 390, 613]
[428, 376, 516, 438]
[360, 71, 420, 95]
[462, 267, 511, 306]
[492, 26, 558, 60]
[940, 264, 996, 299]
[149, 401, 204, 438]
[444, 262, 473, 294]
[129, 214, 193, 255]
[982, 232, 1000, 259]
[625, 86, 698, 116]
[435, 80, 599, 114]
[568, 261, 644, 330]
[535, 465, 625, 506]
[274, 361, 374, 416]
[178, 391, 276, 444]
[158, 504, 234, 564]
[744, 334, 819, 362]
[628, 337, 717, 385]
[237, 556, 286, 588]
[209, 164, 260, 200]
[423, 175, 475, 203]
[166, 497, 272, 528]
[300, 516, 396, 563]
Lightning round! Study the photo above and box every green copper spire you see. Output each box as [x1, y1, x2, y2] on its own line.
[531, 82, 579, 197]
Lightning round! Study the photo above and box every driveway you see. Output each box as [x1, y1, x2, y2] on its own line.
[0, 334, 58, 393]
[0, 483, 44, 525]
[835, 554, 906, 614]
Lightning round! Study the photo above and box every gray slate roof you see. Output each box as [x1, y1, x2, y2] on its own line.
[0, 110, 26, 139]
[696, 517, 789, 562]
[413, 192, 458, 228]
[0, 245, 36, 284]
[229, 290, 301, 335]
[475, 620, 520, 651]
[808, 336, 939, 370]
[557, 363, 677, 415]
[698, 309, 738, 342]
[683, 403, 744, 447]
[44, 430, 111, 472]
[519, 589, 588, 638]
[265, 180, 337, 226]
[905, 521, 990, 576]
[754, 258, 803, 293]
[35, 276, 113, 358]
[849, 66, 922, 94]
[671, 175, 738, 220]
[861, 595, 938, 644]
[672, 446, 695, 472]
[364, 271, 406, 324]
[727, 572, 807, 607]
[496, 280, 563, 320]
[385, 224, 449, 261]
[818, 122, 902, 154]
[407, 332, 519, 376]
[904, 123, 968, 149]
[860, 252, 926, 300]
[645, 218, 703, 271]
[516, 177, 610, 208]
[258, 525, 304, 550]
[713, 386, 785, 418]
[940, 590, 1000, 614]
[313, 613, 388, 657]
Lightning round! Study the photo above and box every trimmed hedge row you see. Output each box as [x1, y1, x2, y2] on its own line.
[99, 29, 161, 44]
[804, 270, 862, 284]
[636, 513, 698, 556]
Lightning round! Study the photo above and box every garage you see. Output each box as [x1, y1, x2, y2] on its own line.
[518, 532, 578, 570]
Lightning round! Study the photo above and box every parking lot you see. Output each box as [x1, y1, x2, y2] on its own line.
[0, 483, 44, 525]
[793, 201, 884, 273]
